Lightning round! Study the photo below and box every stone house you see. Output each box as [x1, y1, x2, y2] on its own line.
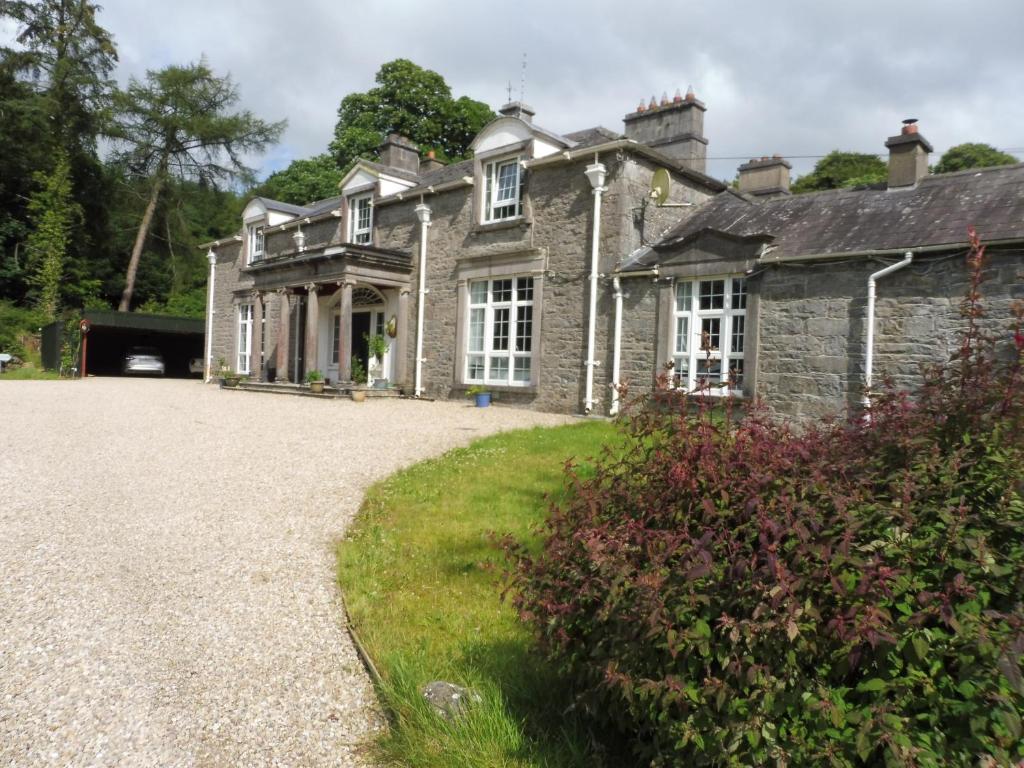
[202, 91, 725, 414]
[203, 97, 1024, 421]
[616, 122, 1024, 421]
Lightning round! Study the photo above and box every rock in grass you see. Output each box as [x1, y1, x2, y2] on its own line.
[422, 681, 480, 720]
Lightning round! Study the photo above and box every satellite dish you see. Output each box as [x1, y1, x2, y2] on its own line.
[650, 168, 671, 205]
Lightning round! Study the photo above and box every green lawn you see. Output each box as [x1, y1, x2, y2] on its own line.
[337, 421, 622, 768]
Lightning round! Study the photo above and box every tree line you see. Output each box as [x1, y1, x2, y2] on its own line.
[0, 0, 493, 332]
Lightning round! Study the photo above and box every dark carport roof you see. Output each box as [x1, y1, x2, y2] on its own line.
[630, 162, 1024, 267]
[83, 311, 205, 335]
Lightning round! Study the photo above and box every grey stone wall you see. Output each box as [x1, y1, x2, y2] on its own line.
[756, 250, 1023, 422]
[372, 153, 713, 414]
[209, 241, 252, 373]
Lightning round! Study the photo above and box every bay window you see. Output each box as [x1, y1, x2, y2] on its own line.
[466, 276, 533, 386]
[672, 276, 746, 393]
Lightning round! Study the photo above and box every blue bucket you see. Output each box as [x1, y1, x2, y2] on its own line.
[475, 392, 491, 407]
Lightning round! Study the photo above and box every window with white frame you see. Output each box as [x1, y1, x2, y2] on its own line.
[237, 303, 253, 374]
[482, 156, 524, 223]
[466, 276, 534, 386]
[672, 276, 746, 393]
[247, 224, 264, 264]
[349, 194, 373, 244]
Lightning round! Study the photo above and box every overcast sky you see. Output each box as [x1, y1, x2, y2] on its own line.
[8, 0, 1024, 182]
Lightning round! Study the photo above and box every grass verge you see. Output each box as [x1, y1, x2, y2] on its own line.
[337, 421, 621, 768]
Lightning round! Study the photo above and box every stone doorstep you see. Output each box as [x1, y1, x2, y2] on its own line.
[231, 381, 404, 399]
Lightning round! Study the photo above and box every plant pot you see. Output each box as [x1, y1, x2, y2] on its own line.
[222, 376, 240, 388]
[373, 378, 388, 390]
[309, 381, 324, 394]
[474, 392, 491, 408]
[350, 388, 366, 402]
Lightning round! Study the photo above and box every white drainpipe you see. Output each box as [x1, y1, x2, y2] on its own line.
[609, 276, 623, 416]
[204, 249, 216, 383]
[608, 269, 658, 416]
[414, 203, 432, 397]
[583, 158, 608, 415]
[863, 251, 913, 409]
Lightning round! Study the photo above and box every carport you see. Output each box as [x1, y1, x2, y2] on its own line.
[43, 311, 206, 377]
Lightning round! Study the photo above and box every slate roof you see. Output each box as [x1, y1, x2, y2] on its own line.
[253, 197, 311, 217]
[393, 158, 475, 197]
[564, 126, 623, 148]
[631, 163, 1024, 267]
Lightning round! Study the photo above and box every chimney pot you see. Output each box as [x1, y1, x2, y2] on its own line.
[673, 88, 683, 103]
[660, 91, 669, 106]
[685, 85, 696, 103]
[649, 95, 657, 110]
[637, 99, 646, 113]
[885, 120, 932, 188]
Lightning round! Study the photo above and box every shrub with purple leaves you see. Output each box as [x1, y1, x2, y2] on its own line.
[512, 231, 1024, 766]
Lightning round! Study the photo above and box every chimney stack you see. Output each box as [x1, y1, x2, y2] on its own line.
[737, 155, 792, 199]
[885, 119, 932, 188]
[623, 87, 708, 173]
[419, 149, 444, 174]
[498, 101, 535, 123]
[378, 133, 420, 173]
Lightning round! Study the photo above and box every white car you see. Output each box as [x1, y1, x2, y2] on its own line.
[123, 346, 165, 376]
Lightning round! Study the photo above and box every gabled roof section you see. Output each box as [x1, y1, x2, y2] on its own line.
[470, 114, 577, 156]
[338, 158, 421, 193]
[250, 197, 311, 217]
[647, 163, 1024, 263]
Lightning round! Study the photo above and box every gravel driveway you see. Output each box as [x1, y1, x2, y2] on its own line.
[0, 379, 568, 767]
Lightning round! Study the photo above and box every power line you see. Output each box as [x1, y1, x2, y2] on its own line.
[707, 146, 1024, 162]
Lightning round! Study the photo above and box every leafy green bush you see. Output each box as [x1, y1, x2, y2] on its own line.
[0, 300, 47, 357]
[513, 232, 1024, 766]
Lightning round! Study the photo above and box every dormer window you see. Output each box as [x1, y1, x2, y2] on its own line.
[349, 194, 373, 244]
[248, 224, 264, 264]
[483, 156, 523, 222]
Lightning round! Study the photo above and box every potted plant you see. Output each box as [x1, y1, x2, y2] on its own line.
[466, 385, 491, 408]
[365, 333, 390, 388]
[218, 357, 243, 388]
[306, 369, 325, 394]
[350, 358, 367, 402]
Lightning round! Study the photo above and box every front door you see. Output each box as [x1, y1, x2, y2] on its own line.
[351, 312, 371, 382]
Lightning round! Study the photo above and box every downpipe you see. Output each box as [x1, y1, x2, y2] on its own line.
[863, 251, 913, 410]
[583, 159, 607, 415]
[204, 249, 216, 382]
[414, 203, 432, 397]
[609, 276, 623, 416]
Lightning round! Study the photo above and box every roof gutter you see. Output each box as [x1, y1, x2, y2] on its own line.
[764, 236, 1024, 264]
[375, 176, 474, 207]
[198, 234, 242, 250]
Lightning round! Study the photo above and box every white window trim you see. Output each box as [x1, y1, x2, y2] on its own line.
[237, 303, 253, 374]
[671, 276, 747, 396]
[465, 276, 534, 387]
[349, 194, 373, 244]
[247, 224, 264, 265]
[481, 155, 524, 223]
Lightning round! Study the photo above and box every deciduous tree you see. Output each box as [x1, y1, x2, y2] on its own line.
[933, 142, 1018, 174]
[254, 154, 342, 206]
[330, 59, 493, 171]
[791, 150, 887, 193]
[24, 153, 81, 319]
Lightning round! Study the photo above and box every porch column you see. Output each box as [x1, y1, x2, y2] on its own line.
[395, 288, 410, 387]
[251, 291, 264, 381]
[304, 282, 319, 377]
[338, 280, 354, 381]
[275, 288, 290, 383]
